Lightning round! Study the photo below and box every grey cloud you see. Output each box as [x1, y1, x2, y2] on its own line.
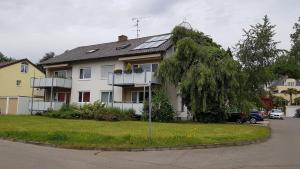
[0, 0, 299, 62]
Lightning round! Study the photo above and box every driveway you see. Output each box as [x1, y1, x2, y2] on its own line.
[0, 118, 299, 169]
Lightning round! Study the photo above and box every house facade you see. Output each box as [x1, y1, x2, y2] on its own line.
[35, 34, 188, 119]
[0, 59, 45, 114]
[270, 77, 300, 105]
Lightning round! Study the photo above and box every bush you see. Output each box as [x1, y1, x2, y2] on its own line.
[142, 89, 175, 122]
[41, 102, 135, 121]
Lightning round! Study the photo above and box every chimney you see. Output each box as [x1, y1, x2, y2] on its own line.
[118, 35, 128, 42]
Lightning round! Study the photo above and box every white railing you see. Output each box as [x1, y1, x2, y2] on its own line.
[108, 72, 159, 85]
[31, 77, 72, 88]
[29, 101, 64, 111]
[106, 102, 144, 115]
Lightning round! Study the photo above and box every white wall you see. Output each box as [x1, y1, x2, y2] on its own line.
[286, 106, 300, 117]
[71, 60, 123, 104]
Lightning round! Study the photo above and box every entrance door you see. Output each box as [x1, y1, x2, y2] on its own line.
[57, 93, 66, 102]
[66, 93, 71, 104]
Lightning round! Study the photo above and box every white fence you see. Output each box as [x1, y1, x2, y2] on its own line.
[29, 101, 64, 111]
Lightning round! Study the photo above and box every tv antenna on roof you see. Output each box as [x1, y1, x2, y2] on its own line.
[132, 17, 149, 39]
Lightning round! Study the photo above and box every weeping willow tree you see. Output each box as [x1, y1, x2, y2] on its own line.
[157, 26, 243, 122]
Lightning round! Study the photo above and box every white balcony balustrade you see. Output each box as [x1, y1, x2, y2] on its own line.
[108, 72, 159, 86]
[31, 77, 72, 88]
[106, 102, 143, 115]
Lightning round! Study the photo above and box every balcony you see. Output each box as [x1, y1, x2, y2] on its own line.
[107, 72, 159, 86]
[107, 102, 143, 115]
[31, 77, 72, 88]
[29, 101, 64, 111]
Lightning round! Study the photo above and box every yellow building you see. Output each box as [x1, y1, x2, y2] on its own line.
[270, 77, 300, 105]
[0, 59, 45, 115]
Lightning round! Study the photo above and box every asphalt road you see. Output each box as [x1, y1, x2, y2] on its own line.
[0, 118, 299, 169]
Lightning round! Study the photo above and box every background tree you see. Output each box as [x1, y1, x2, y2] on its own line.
[39, 52, 55, 63]
[283, 88, 298, 105]
[235, 15, 280, 104]
[273, 56, 300, 79]
[290, 17, 300, 63]
[272, 96, 288, 108]
[157, 26, 240, 122]
[0, 52, 15, 62]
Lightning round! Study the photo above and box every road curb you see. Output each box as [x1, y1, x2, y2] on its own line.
[0, 124, 271, 152]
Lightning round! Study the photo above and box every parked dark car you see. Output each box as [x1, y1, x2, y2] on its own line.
[249, 111, 264, 124]
[295, 111, 300, 118]
[227, 112, 248, 123]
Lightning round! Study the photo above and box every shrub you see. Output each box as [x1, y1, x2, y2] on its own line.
[43, 104, 81, 119]
[142, 89, 175, 122]
[41, 101, 135, 121]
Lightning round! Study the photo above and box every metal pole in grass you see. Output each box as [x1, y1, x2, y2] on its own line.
[148, 82, 152, 142]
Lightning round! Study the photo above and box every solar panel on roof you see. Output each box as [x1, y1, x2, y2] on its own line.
[133, 34, 171, 50]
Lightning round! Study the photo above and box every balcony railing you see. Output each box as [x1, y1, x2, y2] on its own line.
[108, 72, 159, 86]
[29, 101, 64, 111]
[31, 77, 72, 88]
[106, 102, 143, 115]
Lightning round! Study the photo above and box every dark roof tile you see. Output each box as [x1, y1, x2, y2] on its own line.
[41, 33, 172, 65]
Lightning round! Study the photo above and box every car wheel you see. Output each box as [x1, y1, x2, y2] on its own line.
[236, 119, 242, 124]
[250, 118, 257, 124]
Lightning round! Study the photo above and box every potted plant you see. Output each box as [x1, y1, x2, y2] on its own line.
[133, 67, 143, 73]
[124, 63, 132, 74]
[114, 69, 122, 74]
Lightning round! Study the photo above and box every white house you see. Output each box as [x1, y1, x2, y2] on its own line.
[31, 34, 188, 119]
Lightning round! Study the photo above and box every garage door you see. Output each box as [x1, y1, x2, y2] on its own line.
[7, 98, 17, 115]
[0, 98, 7, 115]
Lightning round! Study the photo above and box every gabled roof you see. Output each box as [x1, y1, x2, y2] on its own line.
[0, 58, 43, 73]
[0, 60, 20, 68]
[40, 33, 172, 65]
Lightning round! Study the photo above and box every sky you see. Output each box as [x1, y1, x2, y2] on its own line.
[0, 0, 299, 63]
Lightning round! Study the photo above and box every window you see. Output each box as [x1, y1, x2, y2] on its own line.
[21, 62, 28, 73]
[101, 65, 113, 79]
[100, 91, 113, 103]
[131, 92, 138, 103]
[79, 68, 91, 79]
[132, 63, 158, 72]
[141, 64, 151, 72]
[78, 91, 90, 103]
[287, 82, 295, 86]
[86, 49, 99, 53]
[131, 91, 149, 103]
[54, 70, 67, 78]
[152, 64, 158, 72]
[16, 80, 21, 86]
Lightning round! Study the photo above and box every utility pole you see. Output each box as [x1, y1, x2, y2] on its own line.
[30, 70, 36, 115]
[148, 82, 152, 142]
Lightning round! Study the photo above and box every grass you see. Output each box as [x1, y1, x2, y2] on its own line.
[0, 116, 269, 149]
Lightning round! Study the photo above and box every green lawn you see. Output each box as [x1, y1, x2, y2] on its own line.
[0, 116, 269, 149]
